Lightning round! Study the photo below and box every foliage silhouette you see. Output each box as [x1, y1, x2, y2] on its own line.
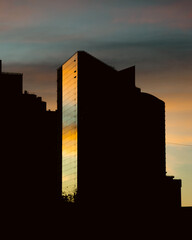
[61, 190, 78, 204]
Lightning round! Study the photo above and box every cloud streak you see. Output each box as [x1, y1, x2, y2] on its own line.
[112, 1, 192, 30]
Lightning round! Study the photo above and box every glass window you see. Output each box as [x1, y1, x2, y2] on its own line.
[62, 53, 78, 198]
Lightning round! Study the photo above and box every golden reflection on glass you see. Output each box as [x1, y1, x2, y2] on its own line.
[62, 53, 78, 196]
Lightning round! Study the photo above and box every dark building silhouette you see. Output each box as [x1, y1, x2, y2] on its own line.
[0, 60, 57, 201]
[57, 51, 181, 212]
[0, 55, 188, 218]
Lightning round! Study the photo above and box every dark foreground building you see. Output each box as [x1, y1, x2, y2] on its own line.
[57, 51, 181, 212]
[0, 60, 57, 201]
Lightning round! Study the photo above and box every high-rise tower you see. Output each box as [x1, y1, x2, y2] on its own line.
[57, 51, 181, 210]
[0, 60, 57, 201]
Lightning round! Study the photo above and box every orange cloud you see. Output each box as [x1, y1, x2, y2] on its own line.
[167, 134, 192, 145]
[166, 111, 192, 145]
[165, 94, 192, 112]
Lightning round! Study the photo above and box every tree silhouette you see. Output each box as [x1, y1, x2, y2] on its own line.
[61, 190, 78, 204]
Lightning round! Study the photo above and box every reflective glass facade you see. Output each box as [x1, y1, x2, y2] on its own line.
[62, 53, 78, 196]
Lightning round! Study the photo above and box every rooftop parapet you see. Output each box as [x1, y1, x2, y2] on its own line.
[0, 60, 22, 76]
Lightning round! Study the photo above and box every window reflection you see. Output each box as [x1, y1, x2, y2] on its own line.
[62, 53, 78, 197]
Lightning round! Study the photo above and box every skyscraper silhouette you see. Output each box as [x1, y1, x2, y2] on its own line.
[57, 51, 181, 212]
[0, 60, 57, 201]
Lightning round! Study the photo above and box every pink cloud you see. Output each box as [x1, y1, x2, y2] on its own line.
[0, 1, 37, 29]
[0, 0, 90, 31]
[113, 1, 192, 30]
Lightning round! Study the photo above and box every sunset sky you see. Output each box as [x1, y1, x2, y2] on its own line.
[0, 0, 191, 206]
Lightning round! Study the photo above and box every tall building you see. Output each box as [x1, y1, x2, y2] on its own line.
[57, 51, 181, 210]
[0, 60, 57, 201]
[57, 51, 123, 202]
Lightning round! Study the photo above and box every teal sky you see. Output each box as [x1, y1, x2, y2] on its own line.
[0, 0, 192, 206]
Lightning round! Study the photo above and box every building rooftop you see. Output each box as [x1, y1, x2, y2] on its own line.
[0, 60, 22, 75]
